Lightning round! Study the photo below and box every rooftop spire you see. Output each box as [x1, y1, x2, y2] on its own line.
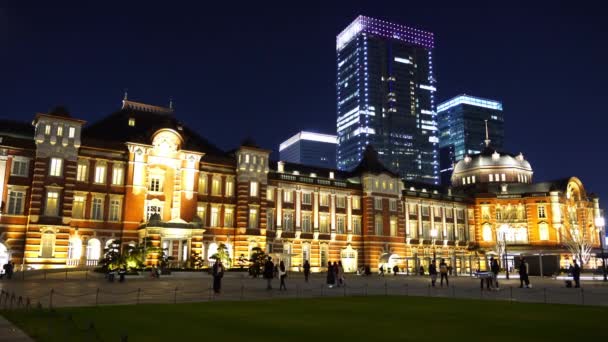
[123, 89, 128, 101]
[484, 119, 491, 147]
[169, 97, 173, 110]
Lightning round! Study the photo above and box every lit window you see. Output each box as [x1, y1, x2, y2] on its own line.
[302, 213, 312, 232]
[112, 166, 124, 185]
[77, 162, 88, 182]
[224, 208, 234, 227]
[283, 190, 293, 203]
[146, 205, 162, 220]
[539, 223, 549, 241]
[336, 216, 345, 234]
[501, 174, 506, 181]
[319, 214, 329, 233]
[375, 215, 383, 235]
[57, 126, 63, 136]
[49, 158, 62, 177]
[390, 218, 397, 236]
[249, 208, 258, 228]
[199, 174, 207, 194]
[149, 176, 162, 192]
[91, 197, 104, 220]
[68, 127, 75, 138]
[197, 205, 206, 225]
[482, 224, 493, 242]
[109, 199, 121, 222]
[389, 199, 397, 211]
[283, 212, 293, 231]
[211, 207, 219, 227]
[538, 206, 547, 219]
[94, 164, 106, 184]
[352, 216, 362, 234]
[409, 203, 417, 215]
[245, 154, 250, 163]
[266, 188, 274, 201]
[225, 179, 234, 197]
[471, 175, 476, 183]
[44, 124, 51, 135]
[40, 230, 55, 258]
[128, 118, 135, 127]
[45, 190, 60, 216]
[211, 177, 221, 196]
[266, 209, 275, 230]
[7, 190, 25, 215]
[374, 198, 383, 210]
[302, 193, 312, 205]
[352, 196, 361, 210]
[489, 174, 494, 182]
[320, 194, 329, 206]
[250, 181, 258, 197]
[336, 196, 346, 208]
[72, 195, 85, 219]
[11, 159, 28, 176]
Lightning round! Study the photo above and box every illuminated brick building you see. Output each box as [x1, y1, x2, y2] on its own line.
[0, 99, 603, 275]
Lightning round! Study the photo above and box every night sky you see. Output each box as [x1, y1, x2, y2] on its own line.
[1, 2, 606, 208]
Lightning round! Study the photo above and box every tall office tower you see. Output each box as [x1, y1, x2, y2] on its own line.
[279, 131, 337, 168]
[336, 16, 438, 184]
[437, 94, 504, 185]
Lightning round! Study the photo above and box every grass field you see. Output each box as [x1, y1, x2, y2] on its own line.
[3, 296, 607, 341]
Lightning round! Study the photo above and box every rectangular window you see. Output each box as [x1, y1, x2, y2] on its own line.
[302, 213, 312, 232]
[77, 163, 88, 182]
[91, 198, 104, 220]
[320, 245, 328, 267]
[109, 199, 121, 222]
[457, 209, 465, 219]
[248, 208, 258, 228]
[199, 174, 207, 194]
[11, 160, 28, 176]
[68, 126, 75, 138]
[408, 203, 417, 215]
[375, 215, 383, 235]
[409, 220, 418, 238]
[250, 181, 258, 197]
[539, 223, 549, 241]
[434, 206, 441, 217]
[352, 196, 361, 210]
[446, 208, 453, 218]
[211, 177, 221, 196]
[224, 208, 234, 227]
[211, 207, 220, 227]
[72, 195, 85, 219]
[489, 174, 494, 182]
[225, 179, 234, 197]
[197, 205, 206, 225]
[302, 193, 312, 205]
[44, 124, 51, 135]
[538, 206, 547, 219]
[147, 205, 162, 220]
[7, 190, 25, 215]
[283, 190, 293, 203]
[390, 218, 397, 236]
[149, 177, 161, 192]
[266, 209, 275, 230]
[49, 158, 62, 177]
[374, 198, 383, 210]
[266, 188, 274, 201]
[283, 211, 293, 231]
[501, 174, 506, 181]
[112, 166, 124, 185]
[94, 165, 106, 184]
[336, 216, 345, 234]
[352, 217, 362, 234]
[422, 206, 430, 216]
[482, 206, 491, 220]
[389, 199, 397, 211]
[320, 194, 329, 206]
[57, 126, 63, 136]
[319, 214, 329, 233]
[45, 190, 60, 216]
[336, 196, 346, 208]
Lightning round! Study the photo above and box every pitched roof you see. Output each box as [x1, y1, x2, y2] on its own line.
[350, 145, 399, 177]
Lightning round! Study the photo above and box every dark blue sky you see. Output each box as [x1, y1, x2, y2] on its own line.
[1, 2, 607, 207]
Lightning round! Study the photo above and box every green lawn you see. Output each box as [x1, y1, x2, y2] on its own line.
[3, 296, 607, 341]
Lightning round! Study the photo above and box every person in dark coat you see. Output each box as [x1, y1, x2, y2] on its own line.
[490, 256, 500, 288]
[429, 260, 438, 287]
[393, 264, 399, 276]
[572, 259, 581, 288]
[212, 259, 224, 294]
[279, 261, 287, 291]
[303, 260, 311, 282]
[263, 257, 274, 290]
[1, 263, 8, 279]
[379, 265, 384, 276]
[419, 265, 425, 276]
[118, 266, 126, 283]
[519, 257, 530, 288]
[326, 262, 335, 288]
[439, 259, 449, 287]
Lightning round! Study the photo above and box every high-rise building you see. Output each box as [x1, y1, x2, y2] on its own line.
[336, 16, 438, 184]
[437, 94, 504, 185]
[279, 131, 337, 168]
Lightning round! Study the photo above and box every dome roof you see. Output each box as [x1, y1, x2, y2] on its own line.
[453, 147, 532, 175]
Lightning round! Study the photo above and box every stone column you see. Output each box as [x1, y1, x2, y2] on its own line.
[442, 206, 447, 239]
[295, 189, 301, 231]
[430, 204, 435, 238]
[313, 190, 319, 231]
[0, 153, 7, 207]
[276, 188, 283, 229]
[347, 195, 352, 232]
[453, 207, 458, 239]
[330, 194, 336, 232]
[417, 201, 423, 237]
[404, 199, 410, 237]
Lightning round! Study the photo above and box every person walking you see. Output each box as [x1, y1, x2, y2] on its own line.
[264, 257, 274, 290]
[393, 264, 399, 276]
[490, 256, 500, 289]
[118, 266, 126, 283]
[279, 261, 287, 291]
[7, 262, 14, 280]
[519, 257, 530, 288]
[379, 264, 385, 277]
[419, 265, 425, 276]
[338, 261, 345, 286]
[332, 262, 339, 287]
[212, 259, 224, 294]
[326, 262, 335, 288]
[572, 259, 581, 288]
[439, 259, 449, 287]
[429, 260, 438, 287]
[303, 260, 311, 283]
[1, 262, 8, 280]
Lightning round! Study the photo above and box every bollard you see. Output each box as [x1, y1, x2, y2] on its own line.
[581, 288, 585, 305]
[543, 288, 547, 304]
[26, 297, 31, 310]
[136, 288, 141, 305]
[49, 289, 54, 309]
[174, 287, 178, 304]
[95, 288, 100, 306]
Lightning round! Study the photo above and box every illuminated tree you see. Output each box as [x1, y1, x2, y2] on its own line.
[211, 243, 232, 267]
[557, 201, 595, 268]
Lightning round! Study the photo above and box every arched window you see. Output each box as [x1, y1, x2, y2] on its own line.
[207, 243, 218, 262]
[302, 243, 311, 264]
[539, 223, 549, 241]
[86, 239, 101, 260]
[283, 243, 292, 269]
[67, 237, 82, 260]
[40, 230, 56, 258]
[340, 245, 358, 272]
[482, 224, 493, 242]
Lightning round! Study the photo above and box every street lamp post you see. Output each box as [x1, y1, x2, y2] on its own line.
[499, 224, 510, 280]
[595, 216, 606, 282]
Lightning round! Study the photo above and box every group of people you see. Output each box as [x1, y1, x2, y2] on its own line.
[1, 262, 14, 279]
[107, 266, 127, 282]
[262, 257, 288, 290]
[326, 261, 345, 288]
[428, 259, 450, 287]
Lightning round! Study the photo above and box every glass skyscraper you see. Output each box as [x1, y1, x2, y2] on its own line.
[437, 94, 504, 185]
[336, 16, 438, 184]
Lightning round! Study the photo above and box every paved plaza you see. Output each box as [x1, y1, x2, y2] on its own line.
[0, 270, 608, 308]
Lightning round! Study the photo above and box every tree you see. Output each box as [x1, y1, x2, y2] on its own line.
[557, 202, 595, 268]
[249, 247, 267, 277]
[210, 243, 232, 267]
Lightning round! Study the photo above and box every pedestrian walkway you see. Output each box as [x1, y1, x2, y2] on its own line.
[0, 315, 33, 341]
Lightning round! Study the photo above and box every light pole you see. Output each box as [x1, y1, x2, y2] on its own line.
[499, 224, 510, 280]
[595, 216, 606, 281]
